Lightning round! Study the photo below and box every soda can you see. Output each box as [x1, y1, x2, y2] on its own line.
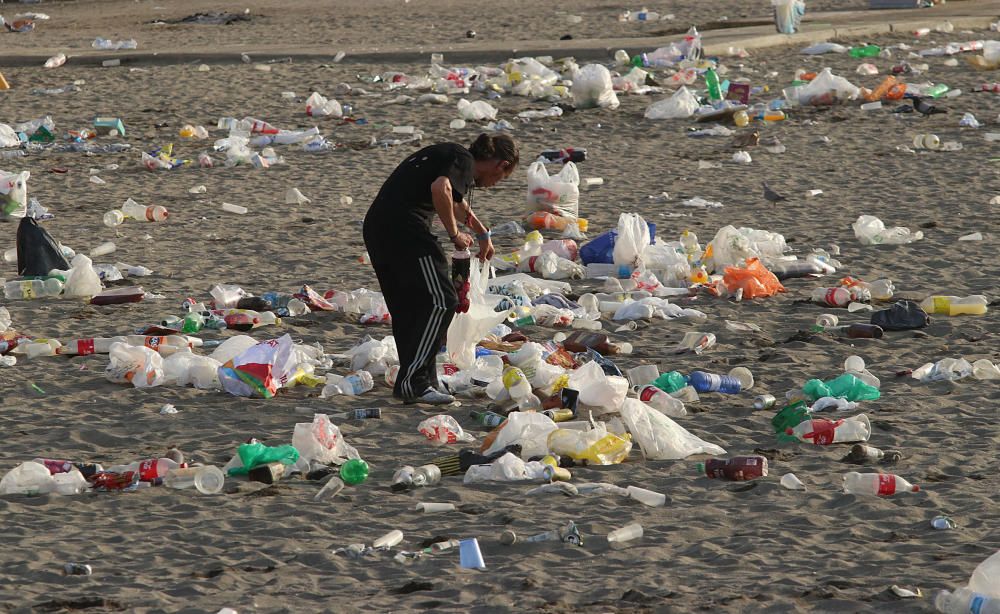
[348, 407, 381, 420]
[64, 563, 92, 575]
[753, 394, 777, 410]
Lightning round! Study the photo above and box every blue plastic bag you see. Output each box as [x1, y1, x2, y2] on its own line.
[579, 222, 656, 265]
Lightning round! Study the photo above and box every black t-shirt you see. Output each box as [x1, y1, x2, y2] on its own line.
[368, 143, 475, 231]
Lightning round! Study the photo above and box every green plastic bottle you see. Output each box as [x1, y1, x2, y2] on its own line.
[181, 312, 204, 334]
[925, 83, 949, 98]
[848, 45, 881, 58]
[704, 68, 722, 101]
[470, 410, 506, 427]
[802, 374, 880, 402]
[771, 401, 810, 434]
[340, 458, 369, 485]
[653, 371, 687, 394]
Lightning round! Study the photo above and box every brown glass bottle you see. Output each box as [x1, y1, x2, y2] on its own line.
[696, 456, 769, 481]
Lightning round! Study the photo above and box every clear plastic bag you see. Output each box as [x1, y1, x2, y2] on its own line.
[292, 413, 360, 464]
[571, 64, 620, 110]
[457, 98, 498, 121]
[644, 86, 700, 119]
[796, 68, 861, 105]
[0, 461, 55, 495]
[217, 334, 297, 398]
[567, 361, 630, 414]
[852, 215, 923, 246]
[526, 160, 580, 219]
[547, 423, 632, 465]
[612, 213, 650, 267]
[619, 398, 727, 459]
[447, 257, 509, 369]
[463, 452, 552, 483]
[162, 349, 222, 389]
[481, 411, 558, 459]
[305, 92, 343, 118]
[62, 254, 103, 299]
[418, 414, 475, 444]
[106, 342, 165, 388]
[0, 124, 19, 148]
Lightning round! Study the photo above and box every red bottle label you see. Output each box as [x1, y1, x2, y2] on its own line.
[877, 473, 896, 496]
[805, 419, 841, 445]
[825, 288, 841, 307]
[144, 336, 164, 351]
[76, 339, 96, 356]
[527, 256, 539, 272]
[639, 386, 658, 403]
[37, 458, 73, 475]
[137, 459, 160, 481]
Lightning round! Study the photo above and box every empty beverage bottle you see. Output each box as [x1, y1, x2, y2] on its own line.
[812, 287, 851, 307]
[539, 148, 587, 164]
[919, 295, 988, 316]
[786, 414, 871, 445]
[4, 278, 63, 299]
[470, 410, 506, 427]
[634, 385, 686, 417]
[935, 588, 1000, 614]
[162, 465, 225, 494]
[813, 323, 884, 339]
[121, 198, 168, 222]
[107, 457, 182, 482]
[842, 471, 918, 496]
[704, 68, 723, 101]
[849, 44, 881, 58]
[562, 331, 631, 356]
[688, 371, 742, 394]
[696, 456, 768, 481]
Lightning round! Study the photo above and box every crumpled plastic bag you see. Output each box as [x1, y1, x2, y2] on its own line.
[481, 411, 558, 459]
[644, 86, 699, 119]
[911, 357, 972, 383]
[0, 170, 29, 218]
[106, 342, 165, 388]
[305, 92, 343, 118]
[644, 27, 702, 67]
[852, 215, 923, 246]
[226, 442, 300, 476]
[723, 258, 786, 299]
[292, 413, 360, 464]
[0, 124, 19, 148]
[568, 361, 629, 415]
[796, 68, 860, 105]
[218, 334, 297, 398]
[16, 216, 70, 277]
[704, 225, 788, 272]
[526, 160, 579, 219]
[613, 212, 650, 268]
[572, 64, 620, 110]
[447, 257, 508, 369]
[619, 398, 727, 459]
[457, 98, 498, 121]
[0, 461, 55, 495]
[62, 254, 103, 299]
[162, 349, 222, 389]
[871, 300, 929, 331]
[345, 336, 398, 375]
[419, 414, 475, 444]
[547, 423, 632, 465]
[463, 452, 552, 483]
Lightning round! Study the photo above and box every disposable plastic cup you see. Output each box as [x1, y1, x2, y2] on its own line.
[459, 538, 486, 569]
[626, 364, 659, 388]
[922, 134, 941, 150]
[607, 523, 643, 543]
[221, 203, 248, 214]
[627, 485, 666, 507]
[314, 476, 345, 501]
[89, 242, 117, 257]
[844, 355, 866, 374]
[193, 465, 225, 494]
[373, 529, 403, 549]
[728, 367, 754, 390]
[414, 502, 456, 513]
[816, 313, 839, 327]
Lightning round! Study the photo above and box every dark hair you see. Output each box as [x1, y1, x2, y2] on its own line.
[469, 133, 519, 168]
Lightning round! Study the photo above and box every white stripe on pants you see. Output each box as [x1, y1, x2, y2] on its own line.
[399, 255, 449, 398]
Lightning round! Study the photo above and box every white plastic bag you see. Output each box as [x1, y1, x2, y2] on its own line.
[482, 411, 558, 459]
[162, 349, 222, 389]
[619, 398, 727, 459]
[969, 549, 1000, 597]
[704, 225, 788, 271]
[209, 335, 259, 364]
[567, 361, 629, 415]
[572, 64, 620, 109]
[463, 452, 552, 483]
[796, 68, 860, 105]
[457, 98, 498, 121]
[644, 86, 700, 119]
[0, 124, 19, 148]
[292, 413, 360, 465]
[62, 254, 103, 299]
[644, 27, 702, 67]
[217, 334, 297, 398]
[0, 170, 29, 218]
[613, 213, 650, 267]
[526, 160, 580, 218]
[305, 92, 343, 118]
[0, 461, 55, 495]
[418, 414, 475, 444]
[447, 258, 509, 369]
[852, 215, 923, 246]
[106, 342, 165, 388]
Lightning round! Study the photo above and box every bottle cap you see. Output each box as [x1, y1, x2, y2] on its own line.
[695, 462, 705, 473]
[911, 485, 920, 492]
[785, 428, 794, 435]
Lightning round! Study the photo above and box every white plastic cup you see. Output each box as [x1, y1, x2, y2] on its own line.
[3, 247, 16, 263]
[607, 523, 643, 543]
[844, 355, 866, 374]
[780, 473, 806, 490]
[372, 529, 404, 550]
[103, 210, 125, 227]
[626, 364, 660, 388]
[816, 313, 839, 328]
[314, 476, 345, 501]
[221, 203, 248, 215]
[414, 502, 456, 513]
[627, 485, 666, 507]
[89, 241, 117, 257]
[728, 367, 754, 390]
[193, 465, 225, 494]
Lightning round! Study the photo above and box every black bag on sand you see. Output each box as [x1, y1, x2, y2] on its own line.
[16, 216, 70, 276]
[871, 300, 930, 331]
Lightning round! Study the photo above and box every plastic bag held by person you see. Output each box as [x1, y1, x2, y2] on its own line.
[526, 161, 580, 219]
[446, 257, 508, 369]
[571, 64, 620, 110]
[292, 413, 360, 465]
[620, 398, 727, 459]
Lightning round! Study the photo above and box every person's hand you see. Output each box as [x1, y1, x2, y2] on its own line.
[451, 231, 474, 250]
[476, 237, 495, 261]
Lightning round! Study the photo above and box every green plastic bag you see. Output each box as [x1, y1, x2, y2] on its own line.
[802, 373, 880, 402]
[227, 443, 300, 476]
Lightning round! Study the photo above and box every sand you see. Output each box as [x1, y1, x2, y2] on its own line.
[1, 0, 1000, 612]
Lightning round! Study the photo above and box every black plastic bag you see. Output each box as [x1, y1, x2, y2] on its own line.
[16, 216, 69, 276]
[871, 300, 930, 331]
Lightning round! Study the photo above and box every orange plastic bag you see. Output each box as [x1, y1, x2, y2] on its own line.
[723, 258, 785, 299]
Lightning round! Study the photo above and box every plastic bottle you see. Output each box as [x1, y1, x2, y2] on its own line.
[411, 464, 441, 487]
[107, 457, 181, 482]
[3, 278, 63, 299]
[502, 366, 533, 401]
[338, 371, 375, 395]
[162, 465, 225, 494]
[696, 456, 768, 481]
[470, 410, 506, 427]
[812, 287, 851, 307]
[340, 458, 369, 485]
[539, 148, 586, 164]
[585, 263, 633, 279]
[391, 466, 415, 491]
[935, 588, 1000, 614]
[849, 45, 882, 58]
[121, 198, 168, 222]
[786, 414, 871, 445]
[704, 68, 722, 101]
[635, 385, 686, 417]
[688, 371, 742, 394]
[842, 471, 918, 496]
[56, 337, 126, 356]
[607, 523, 643, 544]
[919, 295, 988, 316]
[562, 330, 631, 355]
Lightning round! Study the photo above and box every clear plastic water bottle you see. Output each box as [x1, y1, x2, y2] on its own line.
[688, 371, 742, 394]
[340, 371, 374, 395]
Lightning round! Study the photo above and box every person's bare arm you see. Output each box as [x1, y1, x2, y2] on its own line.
[432, 176, 472, 249]
[454, 199, 493, 261]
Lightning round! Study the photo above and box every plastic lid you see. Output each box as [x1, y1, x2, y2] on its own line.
[193, 465, 225, 495]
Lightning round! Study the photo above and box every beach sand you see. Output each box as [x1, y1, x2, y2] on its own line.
[1, 1, 999, 612]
